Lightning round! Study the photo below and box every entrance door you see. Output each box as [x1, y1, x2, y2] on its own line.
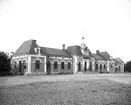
[46, 61, 51, 74]
[84, 62, 87, 71]
[19, 61, 22, 74]
[78, 62, 81, 71]
[90, 62, 92, 71]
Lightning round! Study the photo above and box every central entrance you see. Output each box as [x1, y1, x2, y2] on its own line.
[46, 61, 51, 75]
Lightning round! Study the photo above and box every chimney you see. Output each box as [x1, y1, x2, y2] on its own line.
[62, 44, 65, 50]
[96, 50, 99, 54]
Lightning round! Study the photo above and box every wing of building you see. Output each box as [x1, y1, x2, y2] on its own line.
[11, 39, 124, 75]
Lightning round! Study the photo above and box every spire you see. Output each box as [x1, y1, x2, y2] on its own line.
[82, 37, 85, 40]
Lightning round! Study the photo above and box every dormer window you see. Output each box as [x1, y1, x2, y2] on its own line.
[34, 47, 41, 55]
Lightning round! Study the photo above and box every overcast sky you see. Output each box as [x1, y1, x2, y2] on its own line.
[0, 0, 131, 62]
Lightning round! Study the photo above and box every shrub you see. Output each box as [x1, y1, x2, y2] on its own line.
[0, 51, 12, 76]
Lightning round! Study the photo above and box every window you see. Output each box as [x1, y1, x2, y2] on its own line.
[23, 60, 26, 69]
[68, 62, 71, 69]
[119, 66, 121, 70]
[54, 61, 58, 69]
[35, 60, 40, 69]
[104, 64, 106, 69]
[14, 61, 17, 68]
[110, 64, 113, 68]
[95, 64, 98, 70]
[100, 64, 102, 69]
[61, 62, 64, 69]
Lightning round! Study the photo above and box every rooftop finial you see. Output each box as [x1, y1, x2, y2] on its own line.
[82, 28, 85, 40]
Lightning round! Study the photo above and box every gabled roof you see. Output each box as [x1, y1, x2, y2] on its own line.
[66, 45, 83, 56]
[99, 52, 112, 61]
[40, 47, 71, 57]
[91, 53, 106, 61]
[13, 39, 38, 56]
[113, 58, 124, 64]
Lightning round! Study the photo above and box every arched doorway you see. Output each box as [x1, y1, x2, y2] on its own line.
[22, 60, 26, 75]
[35, 60, 40, 72]
[61, 62, 65, 69]
[19, 61, 23, 75]
[89, 62, 92, 71]
[95, 63, 98, 72]
[46, 61, 51, 74]
[104, 64, 106, 70]
[119, 66, 121, 71]
[78, 61, 81, 71]
[67, 62, 71, 69]
[84, 62, 87, 71]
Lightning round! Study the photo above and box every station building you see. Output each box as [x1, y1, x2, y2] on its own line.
[11, 39, 124, 75]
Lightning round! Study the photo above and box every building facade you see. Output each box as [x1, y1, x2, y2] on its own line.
[11, 39, 124, 75]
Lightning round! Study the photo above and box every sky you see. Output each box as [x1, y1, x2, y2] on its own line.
[0, 0, 131, 62]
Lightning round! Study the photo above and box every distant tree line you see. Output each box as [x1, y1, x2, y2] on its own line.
[124, 61, 131, 72]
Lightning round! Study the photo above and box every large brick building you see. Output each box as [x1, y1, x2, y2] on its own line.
[11, 39, 124, 75]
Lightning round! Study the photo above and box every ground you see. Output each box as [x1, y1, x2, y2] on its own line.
[0, 73, 131, 105]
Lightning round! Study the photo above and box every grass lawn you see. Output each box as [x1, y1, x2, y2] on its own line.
[0, 79, 131, 105]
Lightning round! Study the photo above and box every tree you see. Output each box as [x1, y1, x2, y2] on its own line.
[0, 51, 12, 75]
[124, 61, 131, 72]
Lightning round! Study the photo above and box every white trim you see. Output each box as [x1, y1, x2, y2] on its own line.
[12, 55, 28, 59]
[33, 58, 43, 63]
[44, 56, 46, 74]
[53, 60, 60, 64]
[78, 60, 82, 64]
[49, 56, 55, 59]
[28, 56, 31, 74]
[47, 60, 52, 63]
[18, 59, 22, 62]
[23, 59, 27, 62]
[28, 54, 46, 58]
[67, 61, 72, 64]
[60, 60, 67, 64]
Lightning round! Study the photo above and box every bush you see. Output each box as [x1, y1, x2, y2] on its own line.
[0, 51, 12, 76]
[124, 61, 131, 72]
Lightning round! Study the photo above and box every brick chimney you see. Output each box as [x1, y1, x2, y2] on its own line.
[62, 44, 65, 50]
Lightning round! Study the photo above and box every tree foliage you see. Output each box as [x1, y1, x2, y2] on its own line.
[124, 61, 131, 72]
[0, 51, 11, 74]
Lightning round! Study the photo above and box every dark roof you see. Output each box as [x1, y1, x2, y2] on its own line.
[91, 53, 106, 61]
[14, 39, 38, 56]
[40, 47, 71, 57]
[99, 52, 112, 61]
[66, 45, 83, 56]
[113, 58, 124, 64]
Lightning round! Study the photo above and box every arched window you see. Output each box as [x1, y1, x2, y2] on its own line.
[35, 60, 40, 69]
[100, 64, 102, 69]
[14, 61, 17, 68]
[78, 61, 81, 71]
[61, 62, 65, 69]
[54, 61, 58, 69]
[110, 64, 113, 68]
[95, 64, 98, 70]
[104, 64, 106, 69]
[119, 66, 121, 70]
[68, 62, 71, 69]
[23, 60, 26, 69]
